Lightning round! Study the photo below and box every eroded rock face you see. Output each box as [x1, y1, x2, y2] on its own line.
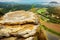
[0, 10, 39, 24]
[0, 37, 17, 40]
[0, 24, 40, 38]
[0, 36, 37, 40]
[0, 10, 41, 40]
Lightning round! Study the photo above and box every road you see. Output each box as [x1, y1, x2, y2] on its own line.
[46, 32, 60, 40]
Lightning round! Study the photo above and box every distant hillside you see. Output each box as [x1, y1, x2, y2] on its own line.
[0, 2, 49, 16]
[0, 2, 19, 8]
[0, 2, 49, 9]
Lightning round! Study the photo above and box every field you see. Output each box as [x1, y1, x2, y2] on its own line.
[40, 18, 60, 36]
[40, 19, 60, 32]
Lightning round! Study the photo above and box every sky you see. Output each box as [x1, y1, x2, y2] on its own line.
[0, 0, 60, 3]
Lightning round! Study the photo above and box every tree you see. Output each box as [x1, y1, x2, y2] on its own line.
[47, 6, 60, 19]
[0, 8, 4, 16]
[0, 8, 10, 16]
